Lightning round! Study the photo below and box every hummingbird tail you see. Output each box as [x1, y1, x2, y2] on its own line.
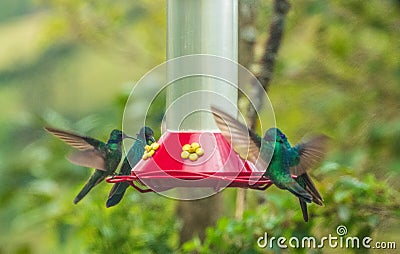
[299, 199, 309, 222]
[294, 175, 311, 222]
[73, 171, 105, 204]
[74, 184, 94, 204]
[106, 182, 130, 208]
[286, 182, 313, 204]
[302, 173, 324, 206]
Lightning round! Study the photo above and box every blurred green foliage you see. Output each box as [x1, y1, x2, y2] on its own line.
[0, 0, 399, 253]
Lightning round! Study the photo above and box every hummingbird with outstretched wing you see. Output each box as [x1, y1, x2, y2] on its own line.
[267, 128, 327, 221]
[106, 126, 155, 208]
[44, 127, 133, 204]
[211, 107, 328, 221]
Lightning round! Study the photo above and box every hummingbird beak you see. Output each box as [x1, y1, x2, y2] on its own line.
[122, 133, 136, 140]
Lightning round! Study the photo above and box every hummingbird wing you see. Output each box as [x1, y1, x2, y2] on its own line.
[44, 127, 105, 150]
[290, 135, 328, 206]
[67, 150, 107, 171]
[290, 135, 329, 176]
[211, 106, 262, 163]
[44, 127, 107, 170]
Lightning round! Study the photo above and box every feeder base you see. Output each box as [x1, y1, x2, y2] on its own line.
[106, 131, 273, 193]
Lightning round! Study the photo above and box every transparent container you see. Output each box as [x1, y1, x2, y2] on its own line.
[166, 0, 238, 131]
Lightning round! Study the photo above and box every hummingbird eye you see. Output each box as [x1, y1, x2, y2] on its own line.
[280, 134, 285, 139]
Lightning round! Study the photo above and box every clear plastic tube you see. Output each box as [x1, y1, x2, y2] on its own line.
[166, 0, 238, 131]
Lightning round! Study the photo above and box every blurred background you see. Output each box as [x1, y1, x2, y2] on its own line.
[0, 0, 399, 253]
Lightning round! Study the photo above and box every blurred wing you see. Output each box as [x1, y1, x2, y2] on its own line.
[67, 150, 107, 171]
[44, 127, 104, 150]
[290, 135, 329, 176]
[211, 106, 262, 164]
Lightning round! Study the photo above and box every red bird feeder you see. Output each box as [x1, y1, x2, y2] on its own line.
[107, 0, 275, 199]
[107, 132, 273, 195]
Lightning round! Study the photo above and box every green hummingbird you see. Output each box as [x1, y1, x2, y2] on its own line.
[44, 127, 133, 204]
[106, 126, 155, 208]
[266, 128, 327, 221]
[211, 107, 328, 221]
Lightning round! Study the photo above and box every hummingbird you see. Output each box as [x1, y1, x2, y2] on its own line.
[106, 126, 155, 208]
[44, 127, 133, 204]
[266, 128, 327, 221]
[211, 107, 328, 221]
